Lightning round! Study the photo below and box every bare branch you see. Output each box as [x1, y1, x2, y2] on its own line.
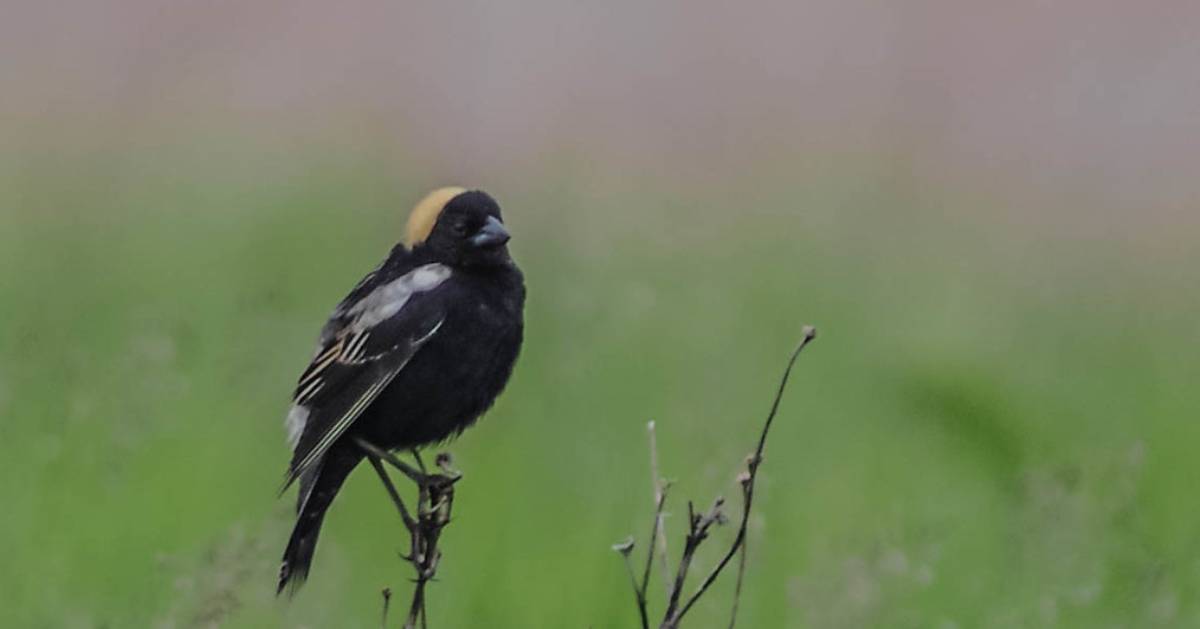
[640, 480, 670, 596]
[381, 588, 392, 629]
[616, 422, 678, 629]
[358, 439, 462, 629]
[665, 326, 817, 627]
[613, 537, 649, 629]
[615, 327, 816, 629]
[662, 497, 726, 624]
[727, 472, 753, 629]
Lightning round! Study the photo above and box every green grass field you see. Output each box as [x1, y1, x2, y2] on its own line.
[2, 149, 1197, 628]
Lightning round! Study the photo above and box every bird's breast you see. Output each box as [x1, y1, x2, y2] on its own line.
[361, 274, 524, 448]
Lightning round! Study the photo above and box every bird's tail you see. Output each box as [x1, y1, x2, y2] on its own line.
[277, 445, 362, 596]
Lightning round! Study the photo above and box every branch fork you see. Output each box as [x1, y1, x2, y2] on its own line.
[614, 326, 817, 629]
[357, 438, 462, 629]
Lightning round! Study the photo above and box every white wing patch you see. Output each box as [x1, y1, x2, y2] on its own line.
[285, 404, 310, 449]
[282, 263, 452, 450]
[287, 317, 441, 478]
[346, 263, 451, 333]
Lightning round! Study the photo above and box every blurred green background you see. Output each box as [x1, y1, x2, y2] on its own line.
[3, 2, 1199, 628]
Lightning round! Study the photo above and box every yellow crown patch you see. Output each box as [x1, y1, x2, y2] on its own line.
[405, 186, 467, 246]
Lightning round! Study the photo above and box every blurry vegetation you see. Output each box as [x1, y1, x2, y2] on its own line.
[1, 143, 1198, 628]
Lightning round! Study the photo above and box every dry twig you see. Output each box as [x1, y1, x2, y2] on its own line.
[647, 421, 673, 593]
[357, 438, 462, 629]
[614, 326, 817, 629]
[381, 587, 392, 629]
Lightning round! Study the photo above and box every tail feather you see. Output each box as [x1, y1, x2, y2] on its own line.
[278, 445, 362, 596]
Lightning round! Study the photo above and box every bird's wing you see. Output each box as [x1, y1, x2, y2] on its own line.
[312, 244, 407, 347]
[282, 262, 452, 491]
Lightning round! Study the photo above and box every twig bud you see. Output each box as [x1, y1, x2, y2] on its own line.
[612, 536, 636, 556]
[736, 470, 752, 488]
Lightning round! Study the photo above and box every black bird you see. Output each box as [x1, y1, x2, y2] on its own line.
[277, 187, 525, 594]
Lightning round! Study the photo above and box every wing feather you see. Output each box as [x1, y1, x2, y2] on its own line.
[281, 262, 451, 492]
[282, 316, 443, 491]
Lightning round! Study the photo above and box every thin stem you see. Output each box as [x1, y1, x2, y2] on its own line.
[665, 327, 817, 627]
[647, 421, 672, 592]
[640, 481, 670, 597]
[620, 547, 651, 629]
[663, 499, 723, 622]
[357, 438, 461, 629]
[727, 480, 752, 629]
[404, 582, 424, 629]
[630, 483, 669, 629]
[753, 326, 817, 464]
[381, 588, 392, 629]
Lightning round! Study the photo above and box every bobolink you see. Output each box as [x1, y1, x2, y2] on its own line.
[277, 187, 525, 594]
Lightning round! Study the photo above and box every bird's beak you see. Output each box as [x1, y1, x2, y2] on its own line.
[470, 216, 511, 248]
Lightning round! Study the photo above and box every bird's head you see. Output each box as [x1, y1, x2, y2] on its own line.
[405, 187, 513, 268]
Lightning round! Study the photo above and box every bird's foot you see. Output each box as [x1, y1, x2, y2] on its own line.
[355, 438, 460, 491]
